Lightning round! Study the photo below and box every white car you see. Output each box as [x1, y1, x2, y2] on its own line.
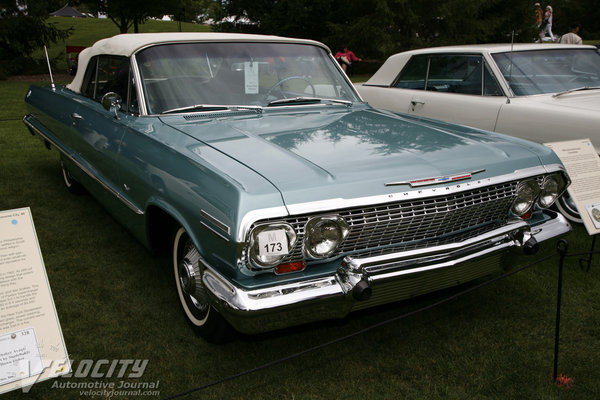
[358, 43, 600, 222]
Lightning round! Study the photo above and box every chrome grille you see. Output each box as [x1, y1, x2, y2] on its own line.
[246, 180, 521, 266]
[338, 182, 515, 253]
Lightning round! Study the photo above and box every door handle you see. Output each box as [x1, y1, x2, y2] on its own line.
[71, 113, 83, 120]
[410, 100, 425, 111]
[70, 113, 83, 125]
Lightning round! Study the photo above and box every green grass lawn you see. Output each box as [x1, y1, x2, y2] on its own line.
[1, 77, 599, 400]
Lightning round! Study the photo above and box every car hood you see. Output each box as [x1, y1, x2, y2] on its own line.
[163, 106, 555, 207]
[518, 89, 600, 111]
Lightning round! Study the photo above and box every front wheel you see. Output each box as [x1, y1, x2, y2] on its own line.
[172, 227, 231, 342]
[555, 193, 582, 224]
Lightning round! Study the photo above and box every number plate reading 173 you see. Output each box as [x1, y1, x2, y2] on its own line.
[257, 229, 289, 257]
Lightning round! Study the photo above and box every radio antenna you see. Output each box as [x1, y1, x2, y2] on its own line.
[509, 30, 515, 81]
[505, 30, 515, 104]
[44, 45, 56, 91]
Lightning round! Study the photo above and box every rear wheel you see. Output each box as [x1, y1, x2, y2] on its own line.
[60, 157, 85, 194]
[172, 227, 231, 342]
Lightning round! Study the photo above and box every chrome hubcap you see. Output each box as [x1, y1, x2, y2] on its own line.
[178, 241, 208, 313]
[179, 258, 198, 296]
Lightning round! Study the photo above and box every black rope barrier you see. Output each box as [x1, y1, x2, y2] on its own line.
[162, 250, 564, 400]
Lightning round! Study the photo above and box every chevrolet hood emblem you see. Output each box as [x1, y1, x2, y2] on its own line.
[385, 169, 486, 187]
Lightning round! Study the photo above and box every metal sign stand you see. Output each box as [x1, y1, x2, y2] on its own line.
[553, 239, 568, 383]
[579, 234, 597, 272]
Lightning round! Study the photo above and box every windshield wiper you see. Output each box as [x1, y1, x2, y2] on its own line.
[267, 97, 352, 107]
[553, 86, 600, 98]
[161, 104, 263, 115]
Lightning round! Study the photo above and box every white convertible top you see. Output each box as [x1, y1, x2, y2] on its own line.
[67, 32, 329, 93]
[365, 43, 596, 86]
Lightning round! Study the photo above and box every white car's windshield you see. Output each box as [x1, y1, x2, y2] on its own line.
[492, 48, 600, 96]
[135, 42, 359, 114]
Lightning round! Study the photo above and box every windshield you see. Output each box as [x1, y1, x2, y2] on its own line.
[135, 42, 359, 114]
[492, 48, 600, 96]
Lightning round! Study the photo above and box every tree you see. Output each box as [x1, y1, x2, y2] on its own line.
[0, 0, 71, 77]
[80, 0, 166, 33]
[25, 0, 63, 16]
[548, 0, 600, 39]
[208, 0, 540, 60]
[211, 0, 335, 39]
[173, 0, 211, 25]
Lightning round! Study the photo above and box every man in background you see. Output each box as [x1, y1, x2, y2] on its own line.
[559, 23, 583, 45]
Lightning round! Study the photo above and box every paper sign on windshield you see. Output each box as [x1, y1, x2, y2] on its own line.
[244, 62, 259, 94]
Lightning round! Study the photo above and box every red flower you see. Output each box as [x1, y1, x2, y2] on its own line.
[555, 373, 574, 388]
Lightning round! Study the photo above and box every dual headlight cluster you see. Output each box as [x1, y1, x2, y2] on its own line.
[248, 216, 350, 269]
[510, 173, 568, 217]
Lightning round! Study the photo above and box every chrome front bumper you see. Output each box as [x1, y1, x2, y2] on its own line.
[203, 211, 570, 334]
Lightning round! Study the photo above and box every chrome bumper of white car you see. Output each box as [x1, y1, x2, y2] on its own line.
[202, 211, 570, 334]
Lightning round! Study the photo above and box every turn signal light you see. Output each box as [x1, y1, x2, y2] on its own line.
[275, 261, 306, 275]
[519, 210, 533, 220]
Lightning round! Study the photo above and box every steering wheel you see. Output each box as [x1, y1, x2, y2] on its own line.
[263, 76, 316, 101]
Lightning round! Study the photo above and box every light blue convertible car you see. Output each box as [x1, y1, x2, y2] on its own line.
[24, 33, 571, 342]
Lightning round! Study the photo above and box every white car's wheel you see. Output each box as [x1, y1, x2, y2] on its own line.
[556, 193, 582, 224]
[172, 227, 231, 342]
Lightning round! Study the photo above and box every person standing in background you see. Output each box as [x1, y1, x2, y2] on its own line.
[540, 5, 555, 42]
[559, 23, 583, 44]
[335, 47, 362, 73]
[534, 3, 543, 31]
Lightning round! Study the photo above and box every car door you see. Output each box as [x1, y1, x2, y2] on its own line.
[70, 55, 130, 197]
[398, 54, 507, 131]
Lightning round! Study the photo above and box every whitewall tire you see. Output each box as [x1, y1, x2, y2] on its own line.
[172, 226, 231, 342]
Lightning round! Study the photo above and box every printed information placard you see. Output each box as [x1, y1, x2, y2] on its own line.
[545, 139, 600, 235]
[0, 208, 70, 394]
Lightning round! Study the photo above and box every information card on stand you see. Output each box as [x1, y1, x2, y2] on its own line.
[0, 208, 70, 394]
[545, 139, 600, 235]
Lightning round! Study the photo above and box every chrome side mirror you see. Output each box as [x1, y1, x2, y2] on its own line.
[101, 92, 122, 119]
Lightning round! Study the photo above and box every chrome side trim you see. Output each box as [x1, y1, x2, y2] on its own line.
[23, 115, 144, 215]
[200, 209, 230, 235]
[200, 222, 229, 242]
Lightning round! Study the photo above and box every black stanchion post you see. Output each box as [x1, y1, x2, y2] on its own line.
[553, 239, 568, 383]
[579, 234, 596, 272]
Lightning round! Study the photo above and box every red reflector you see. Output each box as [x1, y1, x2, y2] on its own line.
[520, 210, 533, 220]
[275, 261, 306, 275]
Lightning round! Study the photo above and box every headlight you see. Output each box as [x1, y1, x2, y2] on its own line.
[538, 173, 567, 208]
[304, 216, 350, 259]
[511, 179, 540, 216]
[248, 223, 297, 268]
